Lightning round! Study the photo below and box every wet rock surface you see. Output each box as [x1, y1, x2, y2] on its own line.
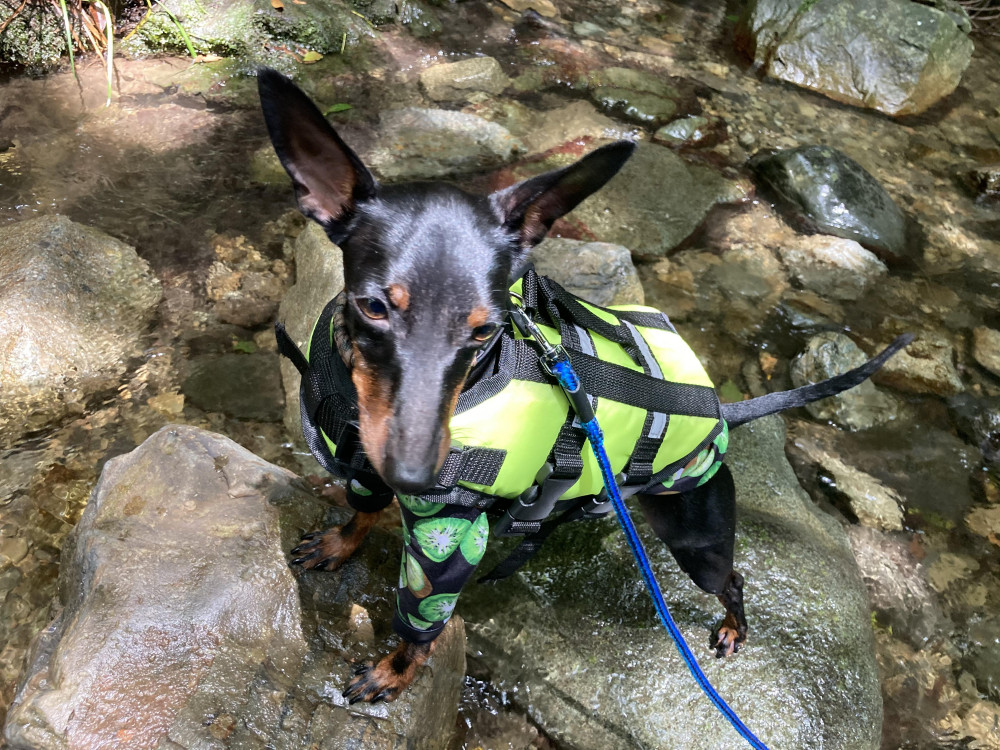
[736, 0, 973, 116]
[362, 108, 523, 181]
[531, 238, 644, 306]
[3, 425, 465, 750]
[791, 332, 900, 431]
[461, 416, 882, 750]
[0, 215, 162, 449]
[777, 235, 888, 301]
[749, 146, 911, 262]
[419, 57, 510, 102]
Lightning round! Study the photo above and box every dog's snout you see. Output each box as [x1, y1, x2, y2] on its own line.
[383, 457, 438, 495]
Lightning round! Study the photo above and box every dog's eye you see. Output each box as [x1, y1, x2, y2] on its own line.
[357, 297, 388, 320]
[471, 323, 499, 342]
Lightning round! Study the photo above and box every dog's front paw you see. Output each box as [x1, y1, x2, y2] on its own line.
[290, 527, 352, 571]
[342, 641, 433, 704]
[291, 511, 380, 571]
[711, 611, 747, 658]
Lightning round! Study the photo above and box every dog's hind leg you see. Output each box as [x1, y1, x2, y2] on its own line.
[637, 463, 747, 658]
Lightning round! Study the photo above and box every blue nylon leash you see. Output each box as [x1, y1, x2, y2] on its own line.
[510, 305, 771, 750]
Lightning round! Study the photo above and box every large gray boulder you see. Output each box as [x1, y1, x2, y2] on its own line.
[0, 215, 162, 449]
[749, 146, 911, 263]
[3, 425, 465, 750]
[736, 0, 973, 117]
[552, 143, 734, 259]
[460, 415, 882, 749]
[531, 238, 644, 307]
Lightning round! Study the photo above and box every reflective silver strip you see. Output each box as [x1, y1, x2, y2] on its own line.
[625, 321, 667, 440]
[572, 324, 598, 421]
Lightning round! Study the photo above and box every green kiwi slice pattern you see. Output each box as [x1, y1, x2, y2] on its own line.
[408, 614, 435, 631]
[459, 512, 489, 565]
[398, 494, 446, 517]
[413, 517, 472, 563]
[406, 551, 433, 598]
[418, 592, 459, 622]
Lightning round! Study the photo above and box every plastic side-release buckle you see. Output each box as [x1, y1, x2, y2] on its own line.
[493, 462, 579, 537]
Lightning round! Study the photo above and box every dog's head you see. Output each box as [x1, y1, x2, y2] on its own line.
[259, 68, 634, 493]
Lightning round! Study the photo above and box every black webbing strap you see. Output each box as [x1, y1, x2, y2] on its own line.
[569, 350, 720, 418]
[479, 502, 591, 582]
[436, 447, 506, 488]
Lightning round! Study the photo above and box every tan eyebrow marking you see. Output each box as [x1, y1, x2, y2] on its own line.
[467, 306, 489, 329]
[387, 283, 410, 311]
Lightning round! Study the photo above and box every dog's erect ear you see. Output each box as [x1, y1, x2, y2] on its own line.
[491, 140, 636, 250]
[258, 68, 376, 241]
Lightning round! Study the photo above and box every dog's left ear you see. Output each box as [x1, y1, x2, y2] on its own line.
[491, 140, 636, 250]
[258, 68, 377, 242]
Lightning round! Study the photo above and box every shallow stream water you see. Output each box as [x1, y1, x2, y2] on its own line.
[2, 1, 1000, 748]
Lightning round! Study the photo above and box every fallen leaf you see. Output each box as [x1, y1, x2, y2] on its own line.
[302, 50, 323, 63]
[270, 0, 284, 9]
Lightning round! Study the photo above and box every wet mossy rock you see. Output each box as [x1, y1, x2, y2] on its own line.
[0, 216, 161, 450]
[0, 1, 67, 70]
[127, 0, 375, 58]
[749, 146, 912, 263]
[461, 415, 882, 749]
[3, 425, 465, 750]
[736, 0, 973, 117]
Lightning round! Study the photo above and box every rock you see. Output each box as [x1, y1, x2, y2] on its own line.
[876, 333, 964, 397]
[563, 142, 732, 259]
[710, 245, 789, 304]
[0, 216, 162, 449]
[973, 326, 1000, 378]
[652, 114, 726, 148]
[182, 352, 285, 421]
[398, 0, 443, 37]
[790, 333, 900, 430]
[586, 67, 684, 126]
[788, 433, 904, 531]
[3, 426, 465, 750]
[777, 235, 888, 301]
[420, 57, 509, 102]
[749, 146, 911, 263]
[461, 415, 882, 749]
[947, 393, 1000, 470]
[531, 239, 644, 306]
[962, 164, 1000, 203]
[206, 233, 290, 328]
[0, 2, 66, 70]
[277, 223, 346, 462]
[846, 526, 943, 648]
[735, 0, 974, 117]
[968, 616, 1000, 703]
[497, 0, 558, 18]
[479, 99, 622, 156]
[363, 108, 523, 181]
[126, 0, 374, 58]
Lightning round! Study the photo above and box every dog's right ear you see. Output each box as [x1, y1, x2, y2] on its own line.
[258, 68, 376, 242]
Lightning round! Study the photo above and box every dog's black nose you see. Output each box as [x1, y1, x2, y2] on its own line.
[384, 458, 437, 495]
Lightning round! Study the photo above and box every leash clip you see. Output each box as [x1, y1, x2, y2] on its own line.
[508, 300, 573, 384]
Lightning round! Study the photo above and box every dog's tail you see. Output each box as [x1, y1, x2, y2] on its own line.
[721, 334, 914, 428]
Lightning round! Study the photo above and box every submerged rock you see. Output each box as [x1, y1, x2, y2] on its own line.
[947, 393, 1000, 470]
[0, 215, 162, 449]
[3, 425, 465, 750]
[972, 326, 1000, 379]
[182, 352, 285, 421]
[749, 146, 911, 263]
[420, 57, 509, 102]
[735, 0, 973, 117]
[363, 108, 523, 181]
[777, 235, 888, 301]
[569, 142, 733, 259]
[791, 332, 900, 431]
[531, 238, 644, 307]
[461, 415, 882, 749]
[586, 67, 685, 127]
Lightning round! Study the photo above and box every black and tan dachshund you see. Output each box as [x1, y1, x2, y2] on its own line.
[258, 68, 911, 704]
